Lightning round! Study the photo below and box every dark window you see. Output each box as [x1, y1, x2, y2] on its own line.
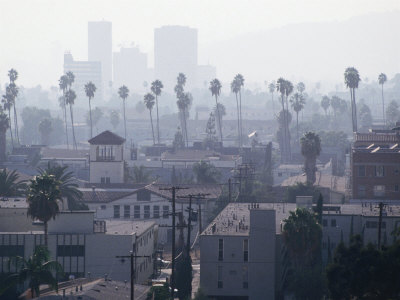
[163, 206, 169, 219]
[218, 239, 223, 261]
[322, 219, 328, 227]
[124, 205, 130, 218]
[358, 185, 366, 197]
[217, 266, 223, 288]
[134, 205, 140, 219]
[243, 239, 248, 262]
[331, 219, 337, 227]
[0, 245, 24, 257]
[100, 205, 106, 210]
[57, 245, 85, 257]
[153, 206, 160, 218]
[375, 166, 385, 177]
[137, 190, 151, 201]
[358, 166, 366, 177]
[113, 205, 120, 218]
[144, 205, 150, 219]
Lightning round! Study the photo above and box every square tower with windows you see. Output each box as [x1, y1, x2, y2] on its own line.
[88, 131, 125, 184]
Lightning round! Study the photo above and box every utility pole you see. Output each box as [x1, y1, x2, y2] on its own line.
[378, 202, 385, 249]
[116, 252, 150, 300]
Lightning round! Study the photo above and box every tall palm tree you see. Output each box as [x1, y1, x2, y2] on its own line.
[8, 69, 19, 144]
[300, 132, 321, 184]
[177, 92, 192, 147]
[209, 79, 223, 143]
[2, 89, 14, 147]
[214, 103, 226, 145]
[59, 75, 70, 148]
[118, 85, 130, 140]
[65, 89, 77, 149]
[84, 82, 97, 138]
[27, 173, 61, 247]
[38, 118, 53, 145]
[290, 93, 306, 141]
[0, 107, 9, 162]
[297, 82, 305, 94]
[330, 96, 341, 122]
[378, 73, 387, 126]
[344, 67, 361, 133]
[5, 246, 63, 298]
[144, 93, 156, 145]
[174, 74, 188, 145]
[268, 82, 276, 115]
[65, 71, 75, 89]
[0, 169, 26, 197]
[231, 79, 241, 147]
[150, 80, 164, 144]
[234, 74, 245, 147]
[38, 163, 83, 210]
[177, 73, 187, 87]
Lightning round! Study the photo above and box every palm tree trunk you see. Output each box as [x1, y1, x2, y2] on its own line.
[13, 104, 19, 145]
[0, 130, 6, 162]
[149, 110, 155, 145]
[8, 109, 14, 147]
[280, 95, 286, 163]
[63, 96, 69, 149]
[69, 105, 77, 150]
[156, 96, 160, 144]
[239, 91, 243, 148]
[271, 93, 274, 116]
[123, 99, 127, 140]
[89, 97, 93, 138]
[381, 84, 385, 127]
[296, 111, 299, 141]
[44, 221, 48, 247]
[215, 95, 223, 143]
[285, 95, 291, 161]
[352, 88, 357, 132]
[235, 93, 241, 147]
[183, 108, 189, 148]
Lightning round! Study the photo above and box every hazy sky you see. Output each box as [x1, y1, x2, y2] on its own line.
[0, 0, 399, 88]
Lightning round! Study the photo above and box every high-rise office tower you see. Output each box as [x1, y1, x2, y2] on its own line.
[154, 26, 198, 91]
[88, 21, 112, 94]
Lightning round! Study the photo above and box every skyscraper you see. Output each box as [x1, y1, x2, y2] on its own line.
[154, 26, 198, 91]
[88, 21, 112, 94]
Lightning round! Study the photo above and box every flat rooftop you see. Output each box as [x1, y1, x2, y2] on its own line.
[105, 220, 156, 236]
[322, 203, 400, 217]
[202, 203, 297, 236]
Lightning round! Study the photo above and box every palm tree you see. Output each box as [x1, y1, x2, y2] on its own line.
[268, 82, 276, 115]
[38, 163, 83, 210]
[330, 96, 341, 122]
[151, 80, 164, 144]
[38, 118, 53, 145]
[177, 73, 187, 87]
[8, 69, 19, 144]
[234, 74, 245, 147]
[378, 73, 387, 126]
[321, 96, 330, 116]
[109, 110, 120, 130]
[177, 93, 192, 147]
[209, 79, 223, 143]
[300, 132, 321, 184]
[344, 67, 361, 132]
[214, 103, 226, 143]
[65, 71, 75, 89]
[27, 173, 61, 247]
[231, 78, 241, 148]
[65, 89, 77, 149]
[0, 107, 9, 162]
[0, 169, 26, 197]
[144, 93, 156, 145]
[297, 82, 305, 94]
[6, 246, 63, 298]
[2, 89, 14, 147]
[118, 85, 129, 140]
[84, 81, 97, 138]
[290, 93, 306, 141]
[59, 75, 70, 148]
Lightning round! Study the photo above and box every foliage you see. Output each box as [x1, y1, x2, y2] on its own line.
[20, 106, 50, 144]
[144, 93, 156, 144]
[0, 169, 27, 197]
[38, 118, 53, 145]
[86, 107, 103, 132]
[317, 131, 349, 150]
[286, 182, 321, 203]
[358, 103, 373, 128]
[203, 112, 218, 150]
[109, 110, 120, 130]
[209, 78, 223, 142]
[146, 283, 169, 300]
[2, 246, 63, 298]
[386, 100, 400, 126]
[0, 107, 9, 161]
[320, 96, 330, 115]
[193, 288, 208, 300]
[326, 236, 400, 299]
[173, 128, 185, 151]
[300, 132, 321, 184]
[175, 255, 192, 300]
[192, 161, 220, 184]
[132, 166, 153, 183]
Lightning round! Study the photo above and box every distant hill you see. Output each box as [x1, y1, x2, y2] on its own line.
[202, 11, 400, 85]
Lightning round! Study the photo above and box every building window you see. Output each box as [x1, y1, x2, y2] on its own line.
[217, 266, 223, 288]
[242, 266, 248, 289]
[0, 245, 24, 257]
[134, 205, 140, 219]
[322, 219, 328, 227]
[144, 205, 150, 219]
[374, 166, 385, 177]
[113, 205, 120, 218]
[218, 239, 223, 261]
[163, 206, 169, 219]
[243, 239, 248, 262]
[373, 185, 385, 197]
[57, 245, 85, 257]
[98, 145, 114, 161]
[153, 206, 160, 218]
[137, 190, 151, 201]
[124, 205, 130, 218]
[331, 219, 337, 227]
[358, 165, 366, 177]
[101, 177, 111, 184]
[100, 205, 106, 210]
[366, 221, 386, 229]
[358, 185, 366, 197]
